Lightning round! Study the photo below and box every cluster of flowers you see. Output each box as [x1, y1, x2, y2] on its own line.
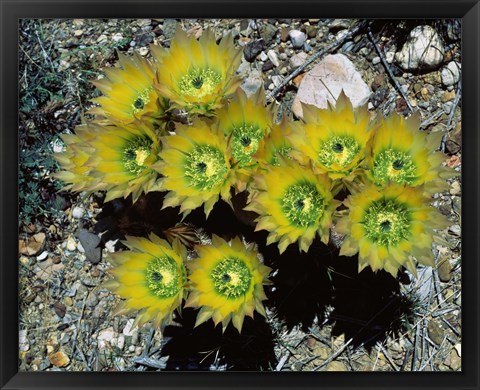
[54, 28, 454, 332]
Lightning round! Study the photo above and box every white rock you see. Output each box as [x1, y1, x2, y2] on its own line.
[267, 50, 280, 67]
[19, 330, 30, 352]
[97, 327, 118, 350]
[66, 236, 77, 251]
[441, 61, 461, 87]
[71, 206, 85, 219]
[292, 54, 371, 118]
[271, 75, 283, 88]
[36, 251, 49, 262]
[385, 51, 395, 64]
[112, 33, 123, 42]
[122, 319, 138, 337]
[104, 239, 118, 253]
[289, 52, 308, 69]
[289, 30, 306, 49]
[51, 138, 65, 153]
[138, 47, 149, 56]
[395, 25, 444, 71]
[372, 56, 381, 65]
[116, 334, 125, 350]
[259, 51, 268, 61]
[454, 343, 461, 357]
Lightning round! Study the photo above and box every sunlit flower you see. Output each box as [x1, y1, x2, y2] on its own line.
[185, 235, 271, 332]
[337, 183, 451, 277]
[53, 125, 98, 192]
[54, 120, 161, 202]
[289, 91, 373, 185]
[245, 158, 338, 253]
[152, 28, 242, 115]
[105, 234, 187, 329]
[90, 53, 167, 125]
[254, 114, 294, 167]
[216, 88, 273, 191]
[155, 120, 234, 218]
[367, 112, 454, 194]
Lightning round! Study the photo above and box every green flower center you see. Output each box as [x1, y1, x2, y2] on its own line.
[230, 124, 265, 166]
[281, 182, 324, 227]
[184, 144, 229, 190]
[362, 199, 411, 247]
[123, 136, 153, 175]
[372, 149, 417, 185]
[145, 256, 184, 298]
[132, 87, 153, 114]
[211, 257, 252, 298]
[318, 135, 361, 170]
[271, 145, 293, 166]
[178, 67, 222, 99]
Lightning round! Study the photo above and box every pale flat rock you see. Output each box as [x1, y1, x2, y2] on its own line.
[292, 53, 371, 118]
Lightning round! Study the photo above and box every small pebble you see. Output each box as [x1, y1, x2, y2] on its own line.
[385, 51, 395, 64]
[48, 351, 70, 368]
[267, 50, 280, 67]
[443, 102, 453, 114]
[72, 206, 85, 219]
[112, 33, 123, 42]
[36, 251, 48, 262]
[122, 319, 138, 337]
[66, 236, 77, 251]
[289, 30, 306, 49]
[289, 52, 308, 69]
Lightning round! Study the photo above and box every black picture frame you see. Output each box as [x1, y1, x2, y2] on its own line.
[2, 0, 479, 389]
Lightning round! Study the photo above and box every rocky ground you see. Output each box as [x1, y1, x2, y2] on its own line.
[18, 18, 461, 372]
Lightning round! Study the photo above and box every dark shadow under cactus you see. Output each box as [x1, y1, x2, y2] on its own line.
[161, 308, 277, 371]
[94, 190, 417, 368]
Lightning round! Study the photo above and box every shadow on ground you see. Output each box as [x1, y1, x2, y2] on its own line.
[95, 191, 416, 368]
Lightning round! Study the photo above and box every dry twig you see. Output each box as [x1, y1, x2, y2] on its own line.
[367, 26, 414, 114]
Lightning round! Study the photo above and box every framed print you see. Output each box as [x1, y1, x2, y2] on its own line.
[1, 1, 479, 389]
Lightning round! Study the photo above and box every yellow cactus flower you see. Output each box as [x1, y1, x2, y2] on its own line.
[152, 28, 242, 115]
[337, 183, 451, 277]
[216, 88, 273, 191]
[367, 112, 454, 194]
[90, 52, 166, 125]
[253, 114, 294, 167]
[53, 125, 98, 192]
[105, 234, 187, 329]
[185, 235, 271, 333]
[54, 120, 161, 202]
[289, 91, 373, 183]
[155, 120, 234, 218]
[245, 158, 338, 254]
